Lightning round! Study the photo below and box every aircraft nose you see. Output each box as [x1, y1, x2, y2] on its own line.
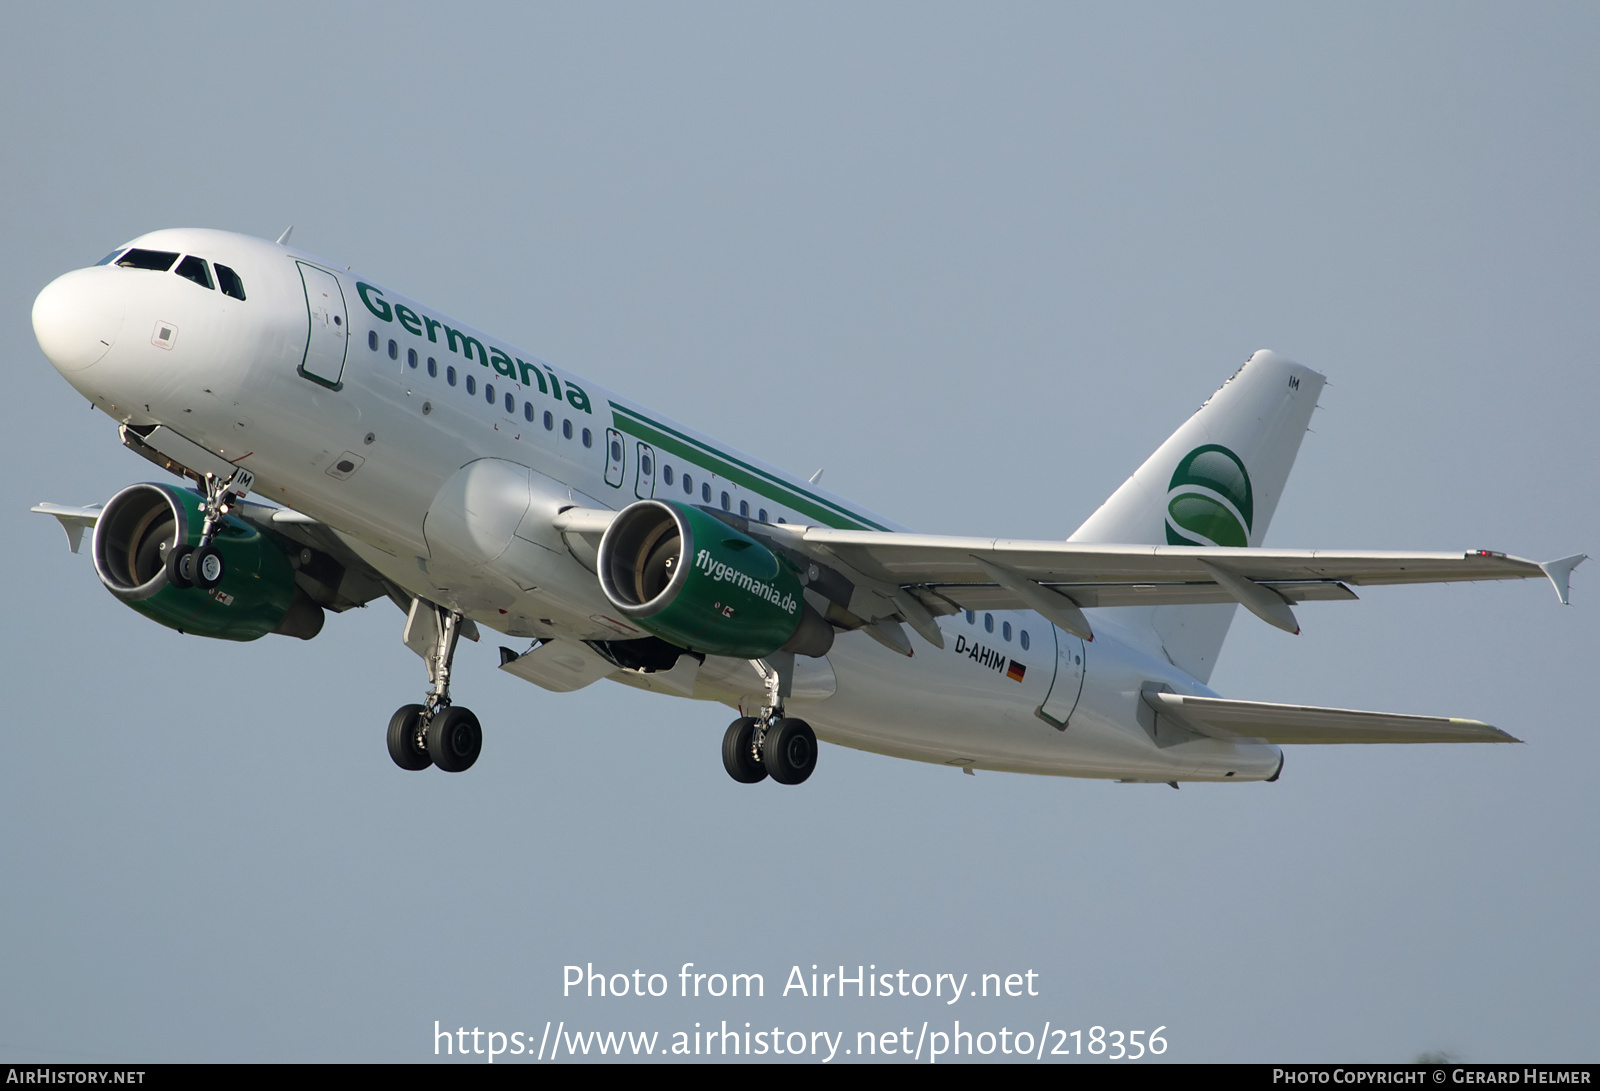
[33, 267, 125, 372]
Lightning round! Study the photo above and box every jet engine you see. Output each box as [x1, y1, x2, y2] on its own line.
[598, 499, 832, 658]
[91, 482, 323, 641]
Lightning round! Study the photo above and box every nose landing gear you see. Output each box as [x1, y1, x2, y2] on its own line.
[164, 467, 254, 590]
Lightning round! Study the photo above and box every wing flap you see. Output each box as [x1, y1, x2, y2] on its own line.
[932, 579, 1359, 611]
[1147, 692, 1519, 744]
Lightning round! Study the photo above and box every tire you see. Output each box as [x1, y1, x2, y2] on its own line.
[721, 717, 767, 783]
[762, 717, 817, 785]
[427, 706, 482, 773]
[165, 544, 195, 589]
[192, 544, 224, 590]
[387, 704, 432, 771]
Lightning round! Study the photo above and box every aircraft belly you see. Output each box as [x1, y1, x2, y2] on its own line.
[803, 620, 1280, 781]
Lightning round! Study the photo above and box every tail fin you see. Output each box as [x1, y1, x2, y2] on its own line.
[1070, 350, 1325, 682]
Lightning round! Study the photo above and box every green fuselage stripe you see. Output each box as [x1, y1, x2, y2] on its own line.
[608, 404, 890, 531]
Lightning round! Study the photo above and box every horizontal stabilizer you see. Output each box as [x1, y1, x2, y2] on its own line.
[1146, 692, 1519, 744]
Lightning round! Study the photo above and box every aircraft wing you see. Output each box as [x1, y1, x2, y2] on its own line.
[1144, 692, 1519, 744]
[553, 507, 1582, 647]
[784, 529, 1583, 641]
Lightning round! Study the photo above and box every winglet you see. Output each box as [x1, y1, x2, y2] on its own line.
[1539, 553, 1587, 605]
[31, 502, 102, 554]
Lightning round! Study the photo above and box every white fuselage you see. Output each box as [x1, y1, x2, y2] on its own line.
[34, 228, 1281, 783]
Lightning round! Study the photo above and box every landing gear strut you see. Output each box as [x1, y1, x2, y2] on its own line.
[388, 602, 482, 773]
[721, 655, 817, 786]
[165, 467, 255, 590]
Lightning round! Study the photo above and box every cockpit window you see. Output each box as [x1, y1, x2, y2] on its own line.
[116, 249, 180, 271]
[215, 263, 246, 300]
[174, 255, 214, 290]
[93, 249, 126, 266]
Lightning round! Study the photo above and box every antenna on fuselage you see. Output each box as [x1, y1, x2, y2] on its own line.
[808, 468, 824, 484]
[275, 226, 294, 246]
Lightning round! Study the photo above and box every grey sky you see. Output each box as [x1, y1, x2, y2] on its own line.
[1, 3, 1595, 1062]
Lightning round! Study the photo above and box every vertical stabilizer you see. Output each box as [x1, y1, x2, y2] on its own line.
[1070, 350, 1325, 681]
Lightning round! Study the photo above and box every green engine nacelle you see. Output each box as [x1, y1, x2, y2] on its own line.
[91, 482, 320, 641]
[597, 500, 831, 659]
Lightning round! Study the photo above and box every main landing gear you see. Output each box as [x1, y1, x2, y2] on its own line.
[165, 467, 255, 590]
[722, 715, 817, 785]
[721, 656, 817, 786]
[387, 603, 482, 773]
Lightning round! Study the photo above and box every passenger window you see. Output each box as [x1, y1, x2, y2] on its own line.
[682, 473, 693, 494]
[466, 375, 477, 395]
[641, 455, 653, 476]
[965, 610, 975, 624]
[524, 402, 534, 422]
[562, 419, 573, 439]
[215, 263, 247, 300]
[407, 348, 418, 368]
[368, 331, 379, 351]
[388, 339, 398, 360]
[663, 465, 674, 486]
[485, 383, 495, 403]
[582, 428, 593, 448]
[720, 491, 730, 511]
[1002, 621, 1012, 641]
[984, 613, 994, 633]
[505, 392, 515, 414]
[758, 508, 768, 522]
[1020, 630, 1030, 651]
[701, 483, 711, 503]
[116, 249, 179, 271]
[543, 411, 554, 431]
[739, 500, 749, 518]
[427, 357, 437, 377]
[447, 366, 457, 387]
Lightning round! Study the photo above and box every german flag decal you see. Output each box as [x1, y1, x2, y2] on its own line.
[1006, 660, 1026, 683]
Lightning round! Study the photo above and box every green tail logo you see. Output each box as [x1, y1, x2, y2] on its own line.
[1165, 444, 1253, 548]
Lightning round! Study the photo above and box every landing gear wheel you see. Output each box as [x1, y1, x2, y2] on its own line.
[722, 717, 768, 783]
[427, 706, 482, 773]
[191, 544, 224, 590]
[762, 717, 817, 785]
[165, 544, 195, 589]
[387, 704, 432, 771]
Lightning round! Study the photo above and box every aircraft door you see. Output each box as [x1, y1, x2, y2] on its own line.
[634, 442, 656, 498]
[603, 428, 626, 488]
[296, 262, 349, 388]
[1036, 624, 1086, 729]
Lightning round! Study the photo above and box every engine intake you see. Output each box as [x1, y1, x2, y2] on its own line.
[598, 500, 832, 658]
[92, 482, 321, 641]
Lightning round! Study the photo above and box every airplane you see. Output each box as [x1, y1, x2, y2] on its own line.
[29, 227, 1586, 786]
